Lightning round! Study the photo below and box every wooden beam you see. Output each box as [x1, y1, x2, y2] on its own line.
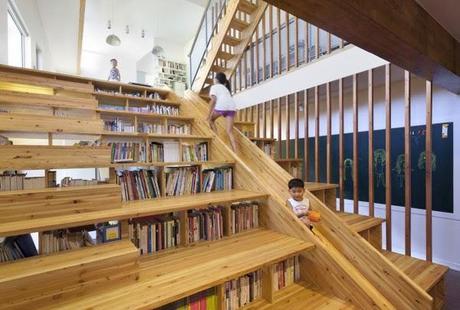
[385, 64, 392, 251]
[277, 97, 282, 158]
[285, 95, 290, 158]
[404, 70, 412, 256]
[262, 0, 460, 94]
[314, 86, 319, 182]
[339, 79, 344, 212]
[368, 69, 375, 217]
[304, 89, 309, 182]
[425, 80, 433, 262]
[269, 5, 274, 78]
[353, 74, 359, 214]
[270, 99, 275, 139]
[76, 0, 86, 75]
[294, 92, 299, 157]
[285, 11, 290, 70]
[277, 7, 282, 75]
[326, 82, 331, 183]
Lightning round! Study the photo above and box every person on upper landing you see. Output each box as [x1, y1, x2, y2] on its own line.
[207, 72, 237, 152]
[108, 58, 121, 81]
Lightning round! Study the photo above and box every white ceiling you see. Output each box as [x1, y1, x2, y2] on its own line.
[82, 0, 206, 61]
[415, 0, 460, 42]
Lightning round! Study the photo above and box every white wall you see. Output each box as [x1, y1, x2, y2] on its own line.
[80, 50, 137, 82]
[234, 52, 460, 270]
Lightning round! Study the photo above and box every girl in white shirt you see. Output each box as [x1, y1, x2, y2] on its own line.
[207, 72, 237, 152]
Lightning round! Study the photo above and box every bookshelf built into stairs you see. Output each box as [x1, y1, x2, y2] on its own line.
[0, 64, 448, 309]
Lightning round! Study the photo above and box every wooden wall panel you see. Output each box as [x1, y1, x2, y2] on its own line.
[404, 70, 412, 256]
[425, 80, 433, 262]
[353, 74, 359, 214]
[385, 64, 392, 251]
[339, 79, 344, 212]
[314, 86, 319, 182]
[368, 69, 374, 217]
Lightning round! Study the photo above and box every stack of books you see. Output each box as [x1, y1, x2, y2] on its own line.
[0, 173, 25, 191]
[110, 142, 147, 162]
[161, 288, 217, 310]
[41, 229, 96, 255]
[224, 270, 262, 310]
[0, 235, 38, 263]
[61, 177, 98, 187]
[201, 167, 233, 192]
[182, 142, 208, 162]
[117, 169, 161, 201]
[273, 256, 301, 291]
[150, 142, 164, 162]
[129, 215, 180, 255]
[168, 123, 191, 135]
[104, 118, 135, 132]
[138, 122, 165, 134]
[188, 206, 224, 243]
[165, 166, 200, 196]
[230, 202, 259, 234]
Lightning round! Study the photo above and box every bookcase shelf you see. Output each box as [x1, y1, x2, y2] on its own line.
[101, 131, 212, 140]
[93, 92, 180, 107]
[96, 109, 193, 122]
[110, 160, 235, 169]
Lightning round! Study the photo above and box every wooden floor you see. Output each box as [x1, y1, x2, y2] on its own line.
[45, 229, 314, 309]
[242, 282, 354, 309]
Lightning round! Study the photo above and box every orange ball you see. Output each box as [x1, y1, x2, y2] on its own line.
[308, 210, 321, 222]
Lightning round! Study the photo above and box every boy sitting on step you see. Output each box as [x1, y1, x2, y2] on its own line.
[286, 178, 312, 228]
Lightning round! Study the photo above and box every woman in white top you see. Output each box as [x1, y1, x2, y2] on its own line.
[207, 72, 237, 151]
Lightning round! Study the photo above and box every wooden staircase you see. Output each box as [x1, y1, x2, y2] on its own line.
[191, 0, 267, 93]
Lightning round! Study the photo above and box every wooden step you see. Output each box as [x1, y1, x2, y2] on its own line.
[0, 240, 139, 309]
[223, 34, 242, 46]
[237, 0, 258, 14]
[205, 77, 214, 85]
[0, 90, 97, 110]
[48, 229, 315, 309]
[0, 113, 103, 135]
[216, 50, 235, 61]
[0, 190, 268, 237]
[250, 137, 276, 143]
[0, 184, 121, 223]
[230, 17, 251, 32]
[0, 145, 111, 170]
[382, 251, 448, 309]
[211, 64, 228, 73]
[242, 281, 354, 309]
[234, 120, 255, 126]
[275, 158, 303, 164]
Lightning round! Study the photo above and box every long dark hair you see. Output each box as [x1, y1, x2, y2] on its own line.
[215, 72, 231, 92]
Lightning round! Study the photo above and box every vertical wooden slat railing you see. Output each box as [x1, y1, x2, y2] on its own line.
[385, 64, 392, 251]
[368, 69, 375, 217]
[339, 78, 345, 212]
[304, 89, 309, 181]
[404, 70, 412, 257]
[353, 74, 359, 214]
[314, 86, 319, 182]
[294, 92, 299, 157]
[425, 80, 433, 262]
[326, 82, 331, 183]
[285, 95, 290, 158]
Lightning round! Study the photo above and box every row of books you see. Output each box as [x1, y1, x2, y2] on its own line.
[201, 167, 233, 192]
[165, 166, 200, 196]
[128, 104, 179, 116]
[0, 172, 55, 191]
[169, 124, 191, 135]
[150, 142, 164, 162]
[110, 142, 147, 162]
[41, 229, 96, 255]
[0, 235, 38, 263]
[0, 173, 26, 191]
[139, 122, 165, 134]
[273, 256, 301, 291]
[182, 142, 208, 162]
[61, 177, 98, 187]
[104, 118, 135, 133]
[224, 270, 262, 310]
[188, 207, 224, 243]
[128, 216, 180, 255]
[230, 202, 259, 234]
[117, 169, 161, 201]
[161, 288, 217, 310]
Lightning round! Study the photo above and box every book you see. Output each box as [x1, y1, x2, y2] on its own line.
[165, 166, 200, 197]
[139, 122, 165, 134]
[0, 234, 38, 263]
[182, 142, 208, 162]
[188, 206, 224, 243]
[161, 288, 217, 310]
[110, 142, 147, 163]
[117, 168, 161, 201]
[96, 222, 121, 243]
[104, 118, 135, 132]
[201, 167, 233, 192]
[224, 270, 262, 309]
[150, 142, 164, 162]
[230, 202, 259, 234]
[168, 123, 191, 135]
[41, 228, 96, 255]
[272, 256, 301, 291]
[61, 177, 98, 187]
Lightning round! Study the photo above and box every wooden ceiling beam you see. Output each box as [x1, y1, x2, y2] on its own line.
[264, 0, 460, 94]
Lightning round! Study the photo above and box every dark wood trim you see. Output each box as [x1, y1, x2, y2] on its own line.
[314, 86, 319, 182]
[425, 80, 433, 262]
[326, 82, 331, 183]
[277, 97, 282, 157]
[339, 79, 344, 212]
[404, 70, 412, 256]
[385, 64, 392, 251]
[262, 0, 460, 93]
[285, 95, 290, 158]
[353, 74, 359, 214]
[294, 92, 299, 157]
[368, 69, 375, 217]
[304, 89, 309, 181]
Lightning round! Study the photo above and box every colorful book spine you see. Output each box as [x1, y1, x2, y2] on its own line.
[272, 256, 301, 291]
[188, 207, 224, 243]
[110, 142, 147, 163]
[224, 270, 262, 310]
[201, 167, 233, 192]
[117, 169, 161, 201]
[181, 142, 208, 162]
[139, 122, 165, 134]
[161, 288, 217, 310]
[150, 142, 165, 162]
[104, 118, 135, 132]
[230, 202, 259, 234]
[168, 123, 191, 135]
[165, 166, 200, 197]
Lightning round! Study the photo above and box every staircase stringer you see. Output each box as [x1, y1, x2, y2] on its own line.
[181, 89, 434, 309]
[192, 0, 268, 93]
[177, 90, 394, 309]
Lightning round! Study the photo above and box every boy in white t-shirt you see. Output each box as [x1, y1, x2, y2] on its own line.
[286, 178, 311, 227]
[207, 72, 237, 152]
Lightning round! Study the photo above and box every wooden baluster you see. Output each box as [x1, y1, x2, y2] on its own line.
[262, 13, 266, 81]
[315, 26, 319, 59]
[368, 69, 375, 217]
[277, 7, 282, 75]
[294, 92, 299, 158]
[304, 89, 309, 182]
[326, 82, 331, 183]
[339, 79, 344, 212]
[255, 23, 260, 83]
[256, 103, 260, 138]
[262, 101, 267, 138]
[270, 99, 274, 139]
[285, 95, 290, 159]
[404, 70, 412, 256]
[305, 22, 309, 63]
[314, 86, 319, 182]
[277, 97, 282, 158]
[385, 64, 392, 251]
[425, 80, 433, 262]
[353, 74, 359, 214]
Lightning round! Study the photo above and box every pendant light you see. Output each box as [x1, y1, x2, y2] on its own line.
[106, 0, 121, 46]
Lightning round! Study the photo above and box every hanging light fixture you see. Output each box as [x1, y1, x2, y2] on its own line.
[106, 0, 121, 46]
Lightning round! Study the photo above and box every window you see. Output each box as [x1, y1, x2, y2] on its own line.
[7, 3, 28, 67]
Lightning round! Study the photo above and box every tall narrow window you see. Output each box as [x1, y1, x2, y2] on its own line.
[7, 3, 27, 68]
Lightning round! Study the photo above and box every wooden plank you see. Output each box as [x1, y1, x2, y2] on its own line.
[385, 64, 392, 251]
[0, 145, 111, 170]
[277, 97, 282, 158]
[404, 70, 412, 256]
[294, 92, 299, 158]
[285, 95, 290, 159]
[314, 86, 319, 182]
[425, 80, 433, 262]
[277, 7, 282, 75]
[303, 89, 309, 182]
[261, 0, 460, 94]
[353, 74, 359, 214]
[269, 5, 274, 78]
[368, 69, 375, 217]
[339, 79, 344, 212]
[326, 82, 331, 183]
[270, 100, 274, 139]
[285, 11, 290, 70]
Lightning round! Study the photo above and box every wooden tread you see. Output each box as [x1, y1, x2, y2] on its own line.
[216, 50, 235, 61]
[230, 17, 251, 32]
[382, 251, 448, 292]
[48, 229, 315, 309]
[223, 35, 242, 46]
[336, 212, 385, 233]
[243, 281, 354, 309]
[237, 0, 258, 14]
[0, 190, 267, 237]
